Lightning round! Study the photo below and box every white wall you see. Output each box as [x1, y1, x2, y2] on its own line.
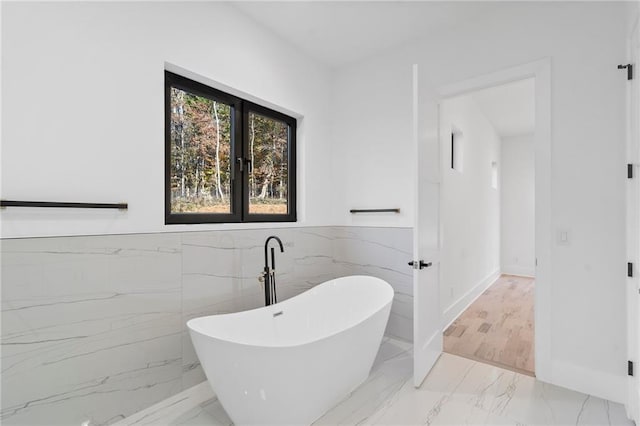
[331, 2, 628, 403]
[440, 94, 501, 320]
[0, 2, 333, 238]
[628, 1, 639, 37]
[329, 63, 414, 227]
[501, 134, 535, 277]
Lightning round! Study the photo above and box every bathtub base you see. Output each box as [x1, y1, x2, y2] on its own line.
[187, 276, 394, 426]
[192, 304, 390, 425]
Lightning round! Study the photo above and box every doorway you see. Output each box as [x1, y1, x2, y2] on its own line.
[438, 78, 536, 376]
[412, 59, 551, 387]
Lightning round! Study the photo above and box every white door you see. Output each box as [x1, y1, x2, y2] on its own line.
[626, 20, 640, 423]
[412, 65, 443, 387]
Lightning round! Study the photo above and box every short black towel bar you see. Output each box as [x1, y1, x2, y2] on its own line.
[349, 208, 400, 213]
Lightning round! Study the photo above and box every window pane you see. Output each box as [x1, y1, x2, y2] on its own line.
[248, 112, 289, 215]
[170, 87, 232, 214]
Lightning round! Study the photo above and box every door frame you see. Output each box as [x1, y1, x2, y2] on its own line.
[626, 12, 640, 422]
[434, 58, 552, 382]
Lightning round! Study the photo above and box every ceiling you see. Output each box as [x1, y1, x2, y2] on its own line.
[470, 78, 535, 138]
[231, 1, 499, 69]
[230, 1, 534, 136]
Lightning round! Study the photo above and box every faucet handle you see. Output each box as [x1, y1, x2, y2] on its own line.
[257, 274, 265, 290]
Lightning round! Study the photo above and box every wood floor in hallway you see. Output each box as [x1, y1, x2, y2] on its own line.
[444, 274, 535, 376]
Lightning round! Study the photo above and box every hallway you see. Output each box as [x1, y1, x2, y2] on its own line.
[444, 275, 535, 376]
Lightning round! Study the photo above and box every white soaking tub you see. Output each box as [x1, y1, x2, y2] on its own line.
[187, 275, 394, 425]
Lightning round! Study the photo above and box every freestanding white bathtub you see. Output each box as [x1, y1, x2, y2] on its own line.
[187, 275, 393, 425]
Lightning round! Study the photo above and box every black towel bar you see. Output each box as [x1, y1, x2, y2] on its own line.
[0, 200, 128, 210]
[349, 208, 400, 213]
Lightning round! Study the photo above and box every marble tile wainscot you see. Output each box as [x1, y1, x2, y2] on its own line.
[179, 227, 340, 389]
[330, 227, 414, 342]
[1, 233, 184, 426]
[0, 226, 413, 426]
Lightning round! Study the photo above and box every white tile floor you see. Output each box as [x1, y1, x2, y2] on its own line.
[116, 338, 633, 426]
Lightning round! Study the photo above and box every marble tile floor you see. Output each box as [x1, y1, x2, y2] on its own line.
[116, 337, 633, 426]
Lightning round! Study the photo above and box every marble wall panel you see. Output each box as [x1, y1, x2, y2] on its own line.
[179, 227, 340, 388]
[1, 234, 183, 426]
[331, 227, 414, 341]
[1, 226, 412, 425]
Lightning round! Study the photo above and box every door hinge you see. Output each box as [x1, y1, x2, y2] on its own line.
[629, 262, 634, 278]
[618, 63, 633, 80]
[628, 164, 634, 179]
[629, 360, 634, 376]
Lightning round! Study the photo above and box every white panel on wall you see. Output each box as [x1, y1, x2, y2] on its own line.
[501, 135, 535, 277]
[330, 64, 415, 228]
[0, 2, 334, 238]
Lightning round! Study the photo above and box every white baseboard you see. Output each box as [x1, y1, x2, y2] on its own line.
[442, 269, 501, 330]
[501, 265, 535, 277]
[549, 359, 626, 404]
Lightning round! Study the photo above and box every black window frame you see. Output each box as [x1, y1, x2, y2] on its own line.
[164, 71, 297, 224]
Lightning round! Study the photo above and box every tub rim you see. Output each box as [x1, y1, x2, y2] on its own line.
[187, 274, 394, 349]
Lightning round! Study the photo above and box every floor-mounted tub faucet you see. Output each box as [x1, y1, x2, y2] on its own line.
[262, 236, 284, 306]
